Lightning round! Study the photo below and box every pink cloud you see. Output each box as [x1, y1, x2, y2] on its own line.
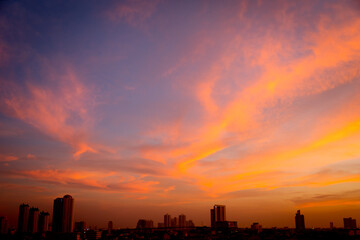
[14, 169, 159, 194]
[105, 0, 160, 27]
[0, 154, 18, 162]
[26, 154, 36, 159]
[1, 67, 98, 158]
[174, 1, 360, 175]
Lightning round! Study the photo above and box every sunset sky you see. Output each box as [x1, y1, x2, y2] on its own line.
[1, 0, 360, 229]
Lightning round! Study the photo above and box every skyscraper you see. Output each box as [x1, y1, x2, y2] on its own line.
[52, 195, 74, 232]
[136, 219, 153, 229]
[0, 216, 8, 234]
[38, 212, 50, 232]
[295, 210, 305, 230]
[108, 221, 113, 234]
[344, 217, 357, 229]
[179, 214, 186, 228]
[18, 204, 30, 233]
[28, 207, 39, 233]
[210, 205, 226, 227]
[52, 198, 62, 232]
[171, 217, 178, 228]
[164, 214, 171, 228]
[74, 221, 86, 232]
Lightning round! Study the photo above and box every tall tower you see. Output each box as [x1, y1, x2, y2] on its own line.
[108, 221, 113, 234]
[171, 217, 178, 228]
[18, 204, 30, 233]
[164, 214, 171, 228]
[52, 195, 74, 232]
[62, 195, 74, 232]
[0, 216, 8, 234]
[210, 205, 226, 227]
[38, 212, 50, 232]
[295, 210, 305, 230]
[52, 198, 63, 232]
[179, 214, 186, 228]
[28, 207, 39, 233]
[344, 217, 357, 229]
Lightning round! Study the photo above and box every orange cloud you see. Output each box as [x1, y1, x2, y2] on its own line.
[26, 154, 36, 159]
[174, 2, 360, 178]
[0, 154, 18, 162]
[1, 67, 98, 158]
[15, 169, 159, 194]
[142, 2, 360, 199]
[292, 189, 360, 208]
[299, 199, 360, 208]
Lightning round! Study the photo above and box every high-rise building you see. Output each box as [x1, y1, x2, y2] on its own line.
[38, 212, 50, 232]
[251, 222, 262, 233]
[52, 198, 62, 232]
[179, 214, 186, 228]
[164, 214, 171, 228]
[28, 207, 39, 233]
[136, 219, 153, 229]
[52, 195, 74, 232]
[0, 216, 8, 234]
[171, 217, 178, 228]
[74, 221, 86, 232]
[210, 205, 226, 227]
[295, 210, 305, 230]
[18, 204, 30, 233]
[344, 217, 357, 229]
[330, 222, 334, 229]
[186, 220, 195, 228]
[108, 221, 113, 234]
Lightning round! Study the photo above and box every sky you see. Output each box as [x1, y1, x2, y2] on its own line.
[0, 0, 360, 229]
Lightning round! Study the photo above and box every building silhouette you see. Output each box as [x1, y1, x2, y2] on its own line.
[38, 211, 50, 232]
[186, 220, 195, 228]
[179, 214, 186, 228]
[74, 221, 86, 232]
[28, 207, 39, 233]
[164, 214, 171, 228]
[52, 194, 74, 232]
[295, 210, 305, 230]
[344, 217, 357, 229]
[18, 203, 30, 233]
[210, 205, 226, 227]
[171, 217, 178, 228]
[136, 219, 153, 229]
[251, 222, 262, 233]
[108, 221, 113, 234]
[0, 216, 8, 234]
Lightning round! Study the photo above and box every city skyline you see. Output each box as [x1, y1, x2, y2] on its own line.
[1, 0, 360, 229]
[2, 198, 359, 231]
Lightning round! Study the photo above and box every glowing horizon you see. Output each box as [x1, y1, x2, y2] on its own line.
[0, 0, 360, 229]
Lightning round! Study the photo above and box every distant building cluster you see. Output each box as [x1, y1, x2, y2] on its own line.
[153, 213, 194, 229]
[17, 203, 50, 234]
[210, 205, 237, 229]
[344, 217, 357, 229]
[0, 197, 360, 239]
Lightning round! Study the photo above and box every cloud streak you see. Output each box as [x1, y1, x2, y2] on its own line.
[1, 66, 97, 158]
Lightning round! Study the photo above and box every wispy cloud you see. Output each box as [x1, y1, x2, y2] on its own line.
[0, 154, 18, 162]
[12, 169, 159, 194]
[105, 0, 160, 27]
[291, 189, 360, 208]
[1, 66, 97, 158]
